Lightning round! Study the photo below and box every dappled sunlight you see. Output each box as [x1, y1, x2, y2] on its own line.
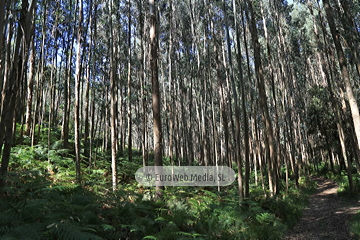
[285, 177, 360, 240]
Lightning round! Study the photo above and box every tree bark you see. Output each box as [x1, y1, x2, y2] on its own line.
[0, 0, 35, 191]
[109, 0, 118, 191]
[323, 0, 360, 154]
[61, 0, 75, 149]
[74, 0, 83, 184]
[127, 0, 132, 162]
[246, 0, 278, 196]
[231, 0, 250, 199]
[25, 33, 35, 135]
[149, 0, 164, 198]
[308, 0, 354, 193]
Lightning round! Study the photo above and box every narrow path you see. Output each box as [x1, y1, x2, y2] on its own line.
[285, 176, 360, 240]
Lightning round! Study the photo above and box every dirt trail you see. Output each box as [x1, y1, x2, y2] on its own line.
[285, 176, 360, 240]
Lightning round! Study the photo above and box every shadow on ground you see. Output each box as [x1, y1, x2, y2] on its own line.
[285, 176, 360, 240]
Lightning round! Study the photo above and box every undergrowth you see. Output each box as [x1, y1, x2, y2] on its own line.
[0, 128, 315, 239]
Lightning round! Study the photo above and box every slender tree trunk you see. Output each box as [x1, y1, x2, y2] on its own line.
[323, 0, 360, 153]
[335, 0, 360, 78]
[219, 50, 230, 168]
[25, 34, 35, 135]
[308, 0, 354, 193]
[260, 1, 282, 192]
[1, 0, 35, 191]
[167, 0, 175, 166]
[84, 5, 93, 161]
[127, 0, 132, 162]
[84, 66, 90, 160]
[138, 0, 148, 166]
[109, 0, 118, 191]
[246, 0, 277, 196]
[61, 0, 75, 149]
[74, 0, 83, 184]
[48, 48, 56, 157]
[89, 3, 97, 167]
[149, 0, 164, 198]
[231, 0, 250, 199]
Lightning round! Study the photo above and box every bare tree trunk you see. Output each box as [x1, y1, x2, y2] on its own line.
[260, 1, 281, 193]
[89, 3, 98, 168]
[74, 0, 83, 184]
[231, 0, 250, 199]
[137, 0, 148, 166]
[323, 0, 360, 154]
[246, 0, 277, 196]
[167, 0, 175, 166]
[84, 66, 90, 160]
[109, 0, 118, 191]
[1, 0, 35, 191]
[25, 34, 35, 135]
[127, 0, 132, 162]
[61, 0, 75, 149]
[336, 0, 360, 78]
[308, 0, 354, 193]
[149, 0, 163, 198]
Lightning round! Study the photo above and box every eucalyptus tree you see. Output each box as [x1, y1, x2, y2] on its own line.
[223, 0, 247, 200]
[108, 0, 118, 190]
[323, 0, 360, 156]
[61, 0, 76, 149]
[136, 0, 149, 166]
[127, 0, 133, 162]
[74, 0, 84, 183]
[149, 0, 164, 197]
[245, 0, 278, 196]
[0, 0, 36, 190]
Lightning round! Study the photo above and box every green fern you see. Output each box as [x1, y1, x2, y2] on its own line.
[143, 236, 159, 240]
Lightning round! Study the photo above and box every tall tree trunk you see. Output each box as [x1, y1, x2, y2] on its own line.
[0, 0, 35, 191]
[84, 2, 93, 161]
[308, 0, 354, 193]
[167, 0, 175, 166]
[109, 0, 118, 191]
[127, 0, 132, 162]
[89, 3, 97, 167]
[25, 34, 35, 135]
[61, 0, 75, 149]
[84, 65, 90, 160]
[138, 0, 148, 166]
[74, 0, 83, 184]
[246, 0, 277, 196]
[149, 0, 164, 198]
[231, 0, 250, 199]
[323, 0, 360, 153]
[260, 1, 281, 192]
[336, 0, 360, 78]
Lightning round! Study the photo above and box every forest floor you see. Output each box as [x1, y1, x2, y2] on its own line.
[285, 176, 360, 240]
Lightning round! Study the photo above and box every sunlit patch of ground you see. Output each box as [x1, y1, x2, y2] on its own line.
[285, 177, 360, 240]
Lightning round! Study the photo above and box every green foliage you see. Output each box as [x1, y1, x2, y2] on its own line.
[1, 134, 315, 240]
[306, 86, 338, 145]
[322, 170, 360, 197]
[351, 211, 360, 238]
[0, 173, 103, 240]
